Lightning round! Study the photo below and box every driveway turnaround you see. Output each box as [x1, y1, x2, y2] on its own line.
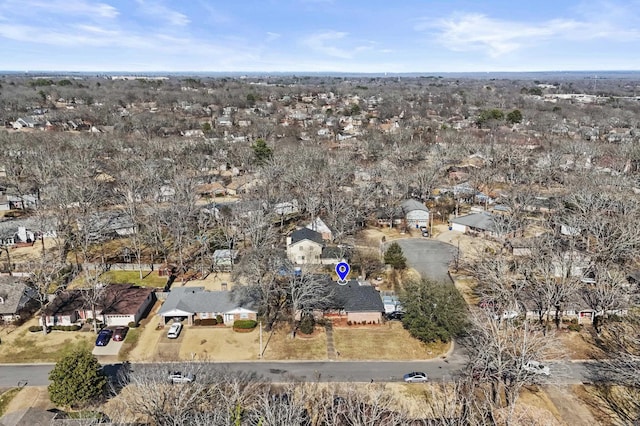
[392, 239, 458, 283]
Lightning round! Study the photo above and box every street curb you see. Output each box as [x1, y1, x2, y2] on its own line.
[0, 363, 56, 366]
[115, 358, 458, 364]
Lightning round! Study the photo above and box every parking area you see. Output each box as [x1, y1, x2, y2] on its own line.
[392, 239, 457, 283]
[92, 340, 124, 356]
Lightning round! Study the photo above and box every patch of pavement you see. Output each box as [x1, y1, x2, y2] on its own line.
[92, 341, 124, 357]
[391, 239, 458, 284]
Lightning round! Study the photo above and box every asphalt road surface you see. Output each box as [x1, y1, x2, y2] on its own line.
[0, 360, 594, 387]
[392, 238, 458, 283]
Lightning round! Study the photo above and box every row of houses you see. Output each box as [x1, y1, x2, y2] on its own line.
[156, 278, 387, 325]
[0, 269, 389, 327]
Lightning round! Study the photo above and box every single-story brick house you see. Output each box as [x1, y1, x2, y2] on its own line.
[42, 285, 155, 327]
[520, 296, 627, 325]
[157, 287, 257, 326]
[323, 279, 385, 323]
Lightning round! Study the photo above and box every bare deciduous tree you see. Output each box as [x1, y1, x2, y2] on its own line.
[26, 253, 69, 335]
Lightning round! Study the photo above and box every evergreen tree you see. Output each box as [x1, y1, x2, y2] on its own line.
[506, 109, 523, 124]
[400, 279, 468, 343]
[252, 138, 272, 165]
[384, 242, 407, 270]
[48, 345, 106, 408]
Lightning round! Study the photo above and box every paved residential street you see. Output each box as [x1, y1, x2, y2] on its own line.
[0, 360, 595, 387]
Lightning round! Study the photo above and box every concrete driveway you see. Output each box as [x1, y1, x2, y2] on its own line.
[92, 340, 124, 357]
[390, 238, 458, 284]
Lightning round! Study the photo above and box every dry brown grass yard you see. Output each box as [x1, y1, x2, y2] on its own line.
[262, 324, 327, 360]
[180, 272, 236, 291]
[178, 327, 260, 361]
[0, 318, 94, 363]
[5, 238, 57, 264]
[333, 321, 449, 360]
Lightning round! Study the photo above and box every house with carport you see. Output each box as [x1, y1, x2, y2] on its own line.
[157, 287, 257, 326]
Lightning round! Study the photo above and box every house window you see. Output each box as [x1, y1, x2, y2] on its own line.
[299, 246, 304, 251]
[301, 256, 305, 260]
[240, 312, 249, 319]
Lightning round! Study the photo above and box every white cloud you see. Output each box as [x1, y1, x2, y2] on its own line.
[1, 0, 119, 18]
[135, 0, 189, 26]
[301, 31, 374, 59]
[423, 10, 640, 58]
[266, 32, 281, 42]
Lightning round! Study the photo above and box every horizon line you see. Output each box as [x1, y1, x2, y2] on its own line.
[2, 69, 639, 76]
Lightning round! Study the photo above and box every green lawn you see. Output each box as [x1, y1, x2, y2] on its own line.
[70, 270, 168, 289]
[101, 270, 168, 287]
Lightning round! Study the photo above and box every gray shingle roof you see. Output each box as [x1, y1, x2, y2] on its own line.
[401, 199, 429, 213]
[290, 228, 324, 245]
[0, 216, 58, 240]
[451, 212, 497, 233]
[158, 287, 252, 315]
[332, 280, 384, 312]
[0, 277, 31, 315]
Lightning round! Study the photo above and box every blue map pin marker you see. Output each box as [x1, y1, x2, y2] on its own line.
[336, 261, 350, 284]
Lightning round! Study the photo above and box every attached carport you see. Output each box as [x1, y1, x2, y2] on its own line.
[158, 308, 193, 325]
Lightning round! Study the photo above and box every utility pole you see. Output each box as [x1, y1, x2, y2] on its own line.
[259, 320, 263, 359]
[430, 212, 433, 237]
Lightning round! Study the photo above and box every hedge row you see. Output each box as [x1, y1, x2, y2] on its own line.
[233, 320, 257, 329]
[29, 325, 81, 332]
[194, 318, 219, 326]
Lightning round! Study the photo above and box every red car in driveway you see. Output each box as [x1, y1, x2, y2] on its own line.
[112, 326, 129, 342]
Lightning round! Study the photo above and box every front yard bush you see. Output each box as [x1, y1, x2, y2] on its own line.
[299, 315, 315, 335]
[28, 325, 79, 332]
[29, 325, 53, 333]
[194, 318, 218, 326]
[567, 323, 582, 332]
[233, 320, 257, 329]
[216, 315, 223, 324]
[51, 325, 82, 332]
[127, 321, 138, 328]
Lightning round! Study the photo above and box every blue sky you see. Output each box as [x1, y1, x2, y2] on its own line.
[0, 0, 638, 72]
